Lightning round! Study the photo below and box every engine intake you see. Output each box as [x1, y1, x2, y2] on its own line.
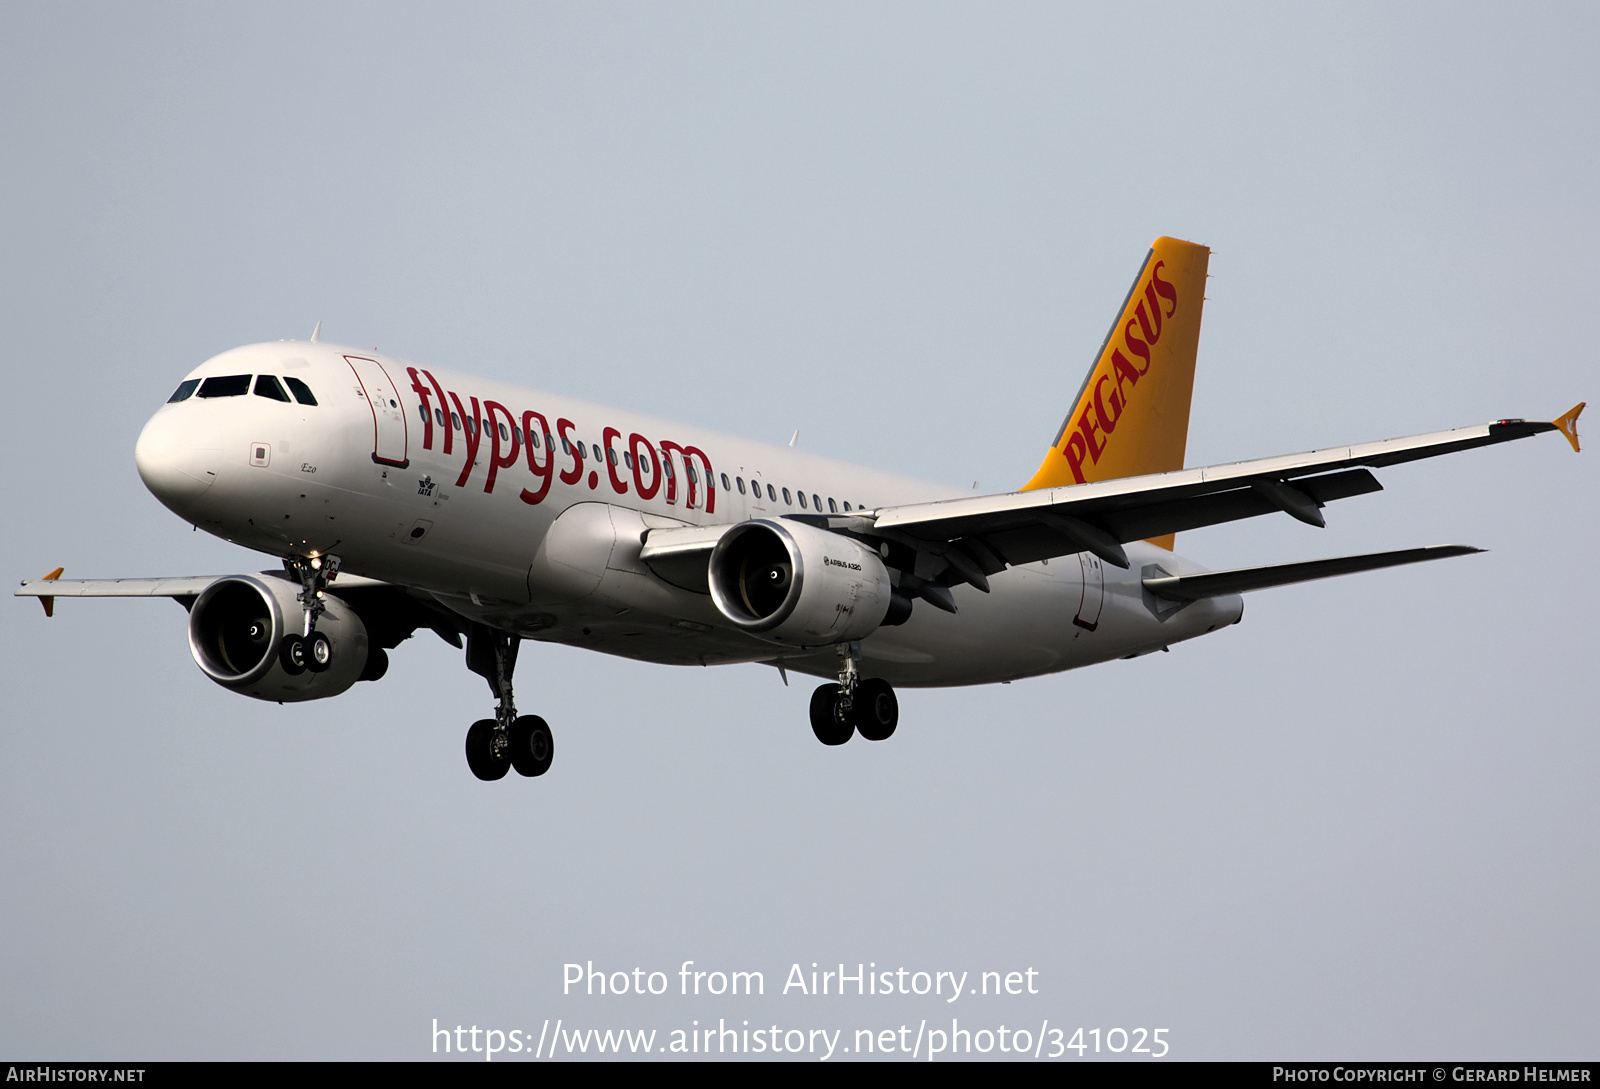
[709, 519, 894, 647]
[188, 574, 369, 702]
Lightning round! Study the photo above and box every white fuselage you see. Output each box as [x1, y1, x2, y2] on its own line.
[134, 342, 1242, 687]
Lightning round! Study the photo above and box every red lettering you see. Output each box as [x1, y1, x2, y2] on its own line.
[1061, 430, 1090, 485]
[1134, 293, 1162, 345]
[1149, 259, 1178, 317]
[1111, 348, 1142, 403]
[629, 434, 660, 500]
[518, 410, 555, 505]
[1092, 374, 1123, 435]
[406, 368, 435, 451]
[1078, 405, 1106, 465]
[482, 401, 519, 494]
[422, 370, 453, 455]
[556, 419, 583, 486]
[448, 392, 482, 488]
[680, 446, 716, 514]
[601, 426, 629, 495]
[659, 441, 688, 506]
[1123, 319, 1151, 374]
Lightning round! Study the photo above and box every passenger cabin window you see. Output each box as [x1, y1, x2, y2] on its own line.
[842, 501, 852, 511]
[167, 379, 201, 403]
[284, 377, 318, 406]
[499, 422, 509, 442]
[781, 487, 791, 505]
[451, 413, 461, 430]
[828, 498, 837, 513]
[736, 477, 746, 495]
[812, 493, 821, 511]
[721, 473, 730, 491]
[197, 374, 251, 398]
[766, 483, 775, 501]
[798, 491, 808, 509]
[254, 375, 291, 402]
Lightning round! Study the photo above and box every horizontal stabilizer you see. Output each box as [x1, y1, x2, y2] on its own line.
[1141, 545, 1484, 601]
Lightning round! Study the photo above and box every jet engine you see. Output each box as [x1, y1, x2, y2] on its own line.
[708, 519, 905, 647]
[187, 574, 370, 702]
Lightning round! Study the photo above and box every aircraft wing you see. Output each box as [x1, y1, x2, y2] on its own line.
[15, 575, 224, 600]
[848, 409, 1582, 582]
[14, 571, 397, 618]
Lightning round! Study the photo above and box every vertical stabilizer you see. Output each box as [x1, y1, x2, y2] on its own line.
[1022, 237, 1210, 548]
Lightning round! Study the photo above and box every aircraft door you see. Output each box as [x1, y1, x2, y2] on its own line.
[1074, 552, 1104, 631]
[344, 356, 409, 468]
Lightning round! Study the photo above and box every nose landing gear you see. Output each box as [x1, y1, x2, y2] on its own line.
[462, 623, 555, 781]
[808, 641, 899, 746]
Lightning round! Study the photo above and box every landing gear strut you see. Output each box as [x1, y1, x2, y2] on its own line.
[809, 641, 899, 745]
[278, 553, 340, 675]
[463, 623, 554, 781]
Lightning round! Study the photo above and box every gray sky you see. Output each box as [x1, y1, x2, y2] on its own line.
[2, 2, 1595, 1061]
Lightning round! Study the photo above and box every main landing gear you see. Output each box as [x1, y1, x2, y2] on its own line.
[809, 641, 899, 746]
[462, 623, 554, 782]
[278, 554, 339, 676]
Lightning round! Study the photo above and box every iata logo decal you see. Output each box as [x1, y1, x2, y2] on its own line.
[418, 475, 437, 497]
[1059, 259, 1178, 484]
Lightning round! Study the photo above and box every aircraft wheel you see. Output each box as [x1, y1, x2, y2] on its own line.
[465, 719, 510, 781]
[305, 631, 333, 673]
[809, 684, 855, 746]
[279, 635, 308, 676]
[509, 715, 554, 777]
[853, 678, 899, 741]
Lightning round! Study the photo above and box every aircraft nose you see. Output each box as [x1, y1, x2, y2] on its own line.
[135, 407, 221, 514]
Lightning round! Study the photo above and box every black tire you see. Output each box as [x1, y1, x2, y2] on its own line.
[809, 684, 855, 746]
[509, 715, 554, 777]
[853, 678, 899, 741]
[306, 631, 333, 674]
[279, 634, 308, 676]
[465, 719, 510, 781]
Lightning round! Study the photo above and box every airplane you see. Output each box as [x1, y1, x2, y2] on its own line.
[16, 237, 1584, 782]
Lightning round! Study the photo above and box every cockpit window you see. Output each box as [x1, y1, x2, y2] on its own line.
[283, 377, 318, 406]
[253, 375, 291, 402]
[197, 374, 251, 398]
[167, 379, 201, 403]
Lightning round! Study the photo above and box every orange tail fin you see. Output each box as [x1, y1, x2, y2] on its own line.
[1022, 236, 1211, 549]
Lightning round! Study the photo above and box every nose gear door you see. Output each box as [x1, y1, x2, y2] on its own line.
[344, 355, 410, 468]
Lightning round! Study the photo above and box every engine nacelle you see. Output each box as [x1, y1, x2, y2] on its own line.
[187, 575, 369, 702]
[708, 519, 894, 647]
